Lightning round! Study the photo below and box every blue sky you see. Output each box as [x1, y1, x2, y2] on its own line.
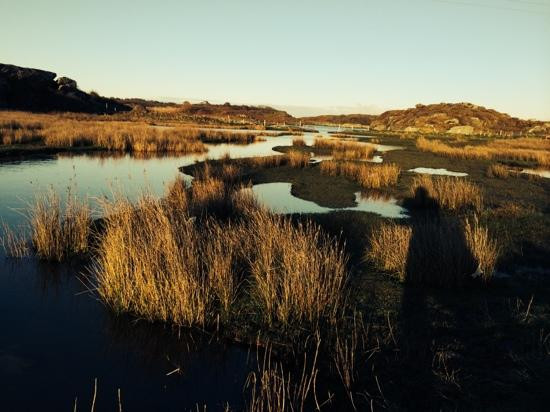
[1, 0, 549, 119]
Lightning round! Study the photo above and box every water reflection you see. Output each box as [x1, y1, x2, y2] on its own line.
[246, 182, 408, 218]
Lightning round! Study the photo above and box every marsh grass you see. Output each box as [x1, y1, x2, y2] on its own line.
[487, 164, 511, 178]
[90, 179, 349, 328]
[314, 138, 375, 160]
[28, 189, 91, 261]
[366, 217, 498, 286]
[320, 161, 400, 188]
[240, 155, 286, 169]
[246, 341, 321, 412]
[247, 210, 347, 326]
[287, 150, 311, 168]
[292, 137, 306, 147]
[464, 216, 499, 280]
[410, 175, 483, 212]
[1, 222, 30, 258]
[365, 223, 412, 280]
[0, 111, 262, 153]
[417, 136, 550, 167]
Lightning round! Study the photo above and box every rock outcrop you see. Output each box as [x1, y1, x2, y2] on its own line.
[0, 63, 130, 114]
[369, 102, 548, 136]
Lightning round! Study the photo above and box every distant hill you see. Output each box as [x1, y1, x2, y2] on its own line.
[299, 114, 377, 126]
[116, 100, 296, 124]
[369, 103, 548, 136]
[176, 101, 296, 124]
[0, 63, 130, 114]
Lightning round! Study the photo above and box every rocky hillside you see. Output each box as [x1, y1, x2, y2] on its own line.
[177, 101, 295, 124]
[299, 114, 377, 126]
[369, 103, 548, 136]
[0, 63, 130, 114]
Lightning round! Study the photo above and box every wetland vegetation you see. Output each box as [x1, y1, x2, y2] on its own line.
[1, 107, 549, 411]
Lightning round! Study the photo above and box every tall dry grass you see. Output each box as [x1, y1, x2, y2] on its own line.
[247, 210, 347, 326]
[0, 111, 263, 153]
[366, 217, 498, 287]
[1, 222, 30, 258]
[240, 155, 286, 169]
[92, 195, 213, 326]
[28, 190, 91, 261]
[314, 138, 375, 160]
[410, 175, 483, 212]
[365, 223, 412, 281]
[287, 150, 311, 168]
[320, 161, 400, 188]
[486, 164, 511, 178]
[246, 341, 320, 412]
[417, 136, 550, 167]
[464, 216, 499, 281]
[90, 178, 348, 328]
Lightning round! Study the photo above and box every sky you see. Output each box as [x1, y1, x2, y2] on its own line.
[1, 0, 549, 119]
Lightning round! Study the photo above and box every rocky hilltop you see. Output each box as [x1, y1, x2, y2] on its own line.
[299, 114, 377, 126]
[0, 63, 130, 114]
[369, 103, 548, 136]
[177, 101, 295, 124]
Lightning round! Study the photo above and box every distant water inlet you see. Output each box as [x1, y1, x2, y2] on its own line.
[244, 182, 408, 218]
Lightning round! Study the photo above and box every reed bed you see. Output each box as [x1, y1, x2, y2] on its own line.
[365, 223, 412, 281]
[320, 161, 400, 188]
[416, 136, 550, 167]
[247, 210, 347, 326]
[239, 152, 311, 169]
[25, 190, 91, 261]
[1, 223, 30, 258]
[292, 137, 306, 147]
[287, 150, 311, 168]
[92, 194, 212, 326]
[314, 138, 375, 160]
[464, 216, 499, 281]
[410, 175, 483, 211]
[366, 217, 498, 287]
[0, 111, 262, 153]
[89, 178, 348, 328]
[487, 164, 511, 178]
[239, 155, 286, 169]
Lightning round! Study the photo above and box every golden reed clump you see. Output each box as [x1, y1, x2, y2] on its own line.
[320, 160, 400, 188]
[410, 175, 483, 212]
[314, 138, 375, 160]
[89, 177, 348, 327]
[286, 150, 311, 168]
[486, 164, 510, 178]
